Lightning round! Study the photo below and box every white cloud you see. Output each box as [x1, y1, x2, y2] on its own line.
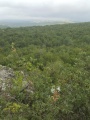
[0, 0, 90, 22]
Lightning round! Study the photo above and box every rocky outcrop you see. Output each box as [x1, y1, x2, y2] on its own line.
[0, 65, 14, 80]
[0, 65, 14, 91]
[0, 65, 34, 94]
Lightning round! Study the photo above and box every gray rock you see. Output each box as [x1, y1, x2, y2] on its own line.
[0, 65, 34, 94]
[0, 65, 14, 91]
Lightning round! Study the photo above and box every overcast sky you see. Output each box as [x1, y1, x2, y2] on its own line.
[0, 0, 90, 22]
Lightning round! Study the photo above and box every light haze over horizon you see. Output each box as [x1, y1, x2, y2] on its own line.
[0, 0, 90, 22]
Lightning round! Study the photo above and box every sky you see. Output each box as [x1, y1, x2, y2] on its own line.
[0, 0, 90, 22]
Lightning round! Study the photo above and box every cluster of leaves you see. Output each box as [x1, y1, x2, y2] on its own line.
[0, 22, 90, 119]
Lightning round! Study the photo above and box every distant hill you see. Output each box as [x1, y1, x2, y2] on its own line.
[0, 19, 74, 28]
[0, 25, 9, 28]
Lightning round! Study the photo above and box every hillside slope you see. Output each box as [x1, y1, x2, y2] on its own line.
[0, 22, 90, 120]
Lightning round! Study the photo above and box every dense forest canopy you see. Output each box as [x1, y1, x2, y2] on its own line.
[0, 22, 90, 120]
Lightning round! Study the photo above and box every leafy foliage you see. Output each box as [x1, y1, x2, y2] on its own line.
[0, 22, 90, 119]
